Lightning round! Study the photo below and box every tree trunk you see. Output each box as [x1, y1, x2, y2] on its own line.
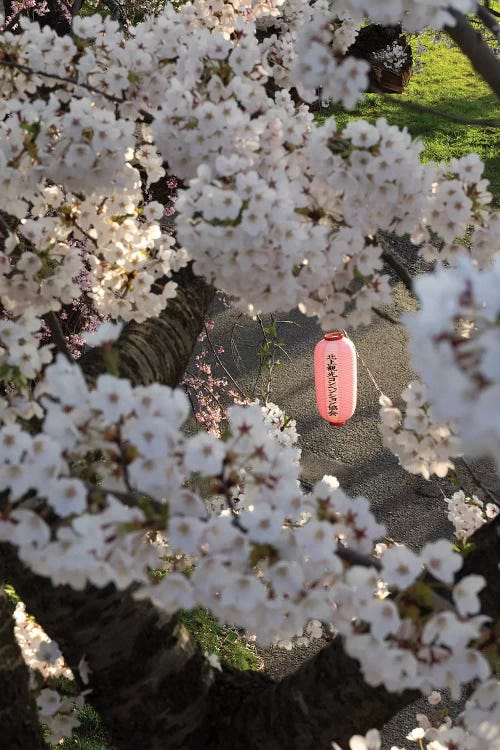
[0, 545, 219, 750]
[0, 590, 47, 750]
[78, 265, 215, 387]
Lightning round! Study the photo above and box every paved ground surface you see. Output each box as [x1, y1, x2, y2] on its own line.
[193, 239, 500, 748]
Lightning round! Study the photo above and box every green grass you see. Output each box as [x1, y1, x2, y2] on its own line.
[320, 31, 500, 196]
[178, 607, 262, 671]
[51, 705, 114, 750]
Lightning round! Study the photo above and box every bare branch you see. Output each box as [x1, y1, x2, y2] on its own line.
[72, 0, 85, 16]
[381, 249, 414, 293]
[43, 311, 74, 363]
[445, 9, 500, 97]
[372, 306, 402, 325]
[477, 3, 500, 32]
[0, 59, 126, 105]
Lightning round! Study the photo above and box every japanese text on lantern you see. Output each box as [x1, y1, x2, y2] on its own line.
[327, 353, 339, 417]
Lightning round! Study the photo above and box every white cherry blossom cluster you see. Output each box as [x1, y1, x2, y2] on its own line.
[372, 41, 409, 74]
[290, 6, 369, 107]
[406, 256, 500, 470]
[0, 355, 495, 699]
[404, 679, 500, 750]
[13, 600, 86, 744]
[334, 0, 477, 32]
[0, 356, 381, 645]
[189, 0, 286, 38]
[0, 0, 499, 725]
[0, 6, 496, 341]
[378, 381, 462, 480]
[0, 311, 52, 381]
[414, 154, 496, 263]
[339, 542, 491, 698]
[445, 490, 499, 543]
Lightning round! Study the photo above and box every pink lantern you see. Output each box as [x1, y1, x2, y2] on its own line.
[314, 332, 357, 426]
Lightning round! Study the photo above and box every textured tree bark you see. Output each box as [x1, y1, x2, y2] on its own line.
[78, 265, 215, 387]
[0, 542, 417, 750]
[0, 545, 220, 750]
[195, 637, 418, 750]
[0, 590, 47, 750]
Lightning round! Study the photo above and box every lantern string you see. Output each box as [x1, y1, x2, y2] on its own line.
[342, 330, 384, 397]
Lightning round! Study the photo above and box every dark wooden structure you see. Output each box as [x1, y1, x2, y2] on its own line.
[347, 24, 413, 94]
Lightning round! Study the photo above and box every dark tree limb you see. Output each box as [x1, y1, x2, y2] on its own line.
[381, 249, 414, 292]
[78, 264, 215, 386]
[2, 515, 499, 750]
[477, 3, 500, 30]
[0, 589, 47, 750]
[0, 545, 220, 750]
[43, 311, 74, 363]
[445, 9, 500, 97]
[459, 512, 500, 622]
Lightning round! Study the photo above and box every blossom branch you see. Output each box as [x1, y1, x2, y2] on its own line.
[203, 323, 250, 401]
[0, 59, 127, 106]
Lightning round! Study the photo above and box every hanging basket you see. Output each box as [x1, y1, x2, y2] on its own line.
[369, 59, 413, 95]
[347, 24, 414, 95]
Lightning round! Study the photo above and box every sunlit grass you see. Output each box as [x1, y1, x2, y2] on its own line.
[319, 30, 500, 196]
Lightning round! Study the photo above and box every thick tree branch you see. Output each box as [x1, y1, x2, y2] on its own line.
[459, 512, 500, 622]
[0, 545, 219, 750]
[1, 516, 499, 750]
[445, 9, 500, 97]
[78, 265, 215, 386]
[381, 249, 414, 292]
[477, 3, 500, 32]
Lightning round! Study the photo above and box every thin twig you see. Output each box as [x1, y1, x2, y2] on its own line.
[43, 311, 74, 363]
[381, 250, 413, 293]
[0, 59, 126, 105]
[336, 544, 382, 571]
[257, 314, 279, 403]
[71, 0, 85, 15]
[101, 0, 128, 23]
[0, 213, 12, 240]
[203, 324, 249, 401]
[372, 306, 402, 325]
[0, 58, 153, 123]
[84, 481, 164, 514]
[184, 370, 226, 410]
